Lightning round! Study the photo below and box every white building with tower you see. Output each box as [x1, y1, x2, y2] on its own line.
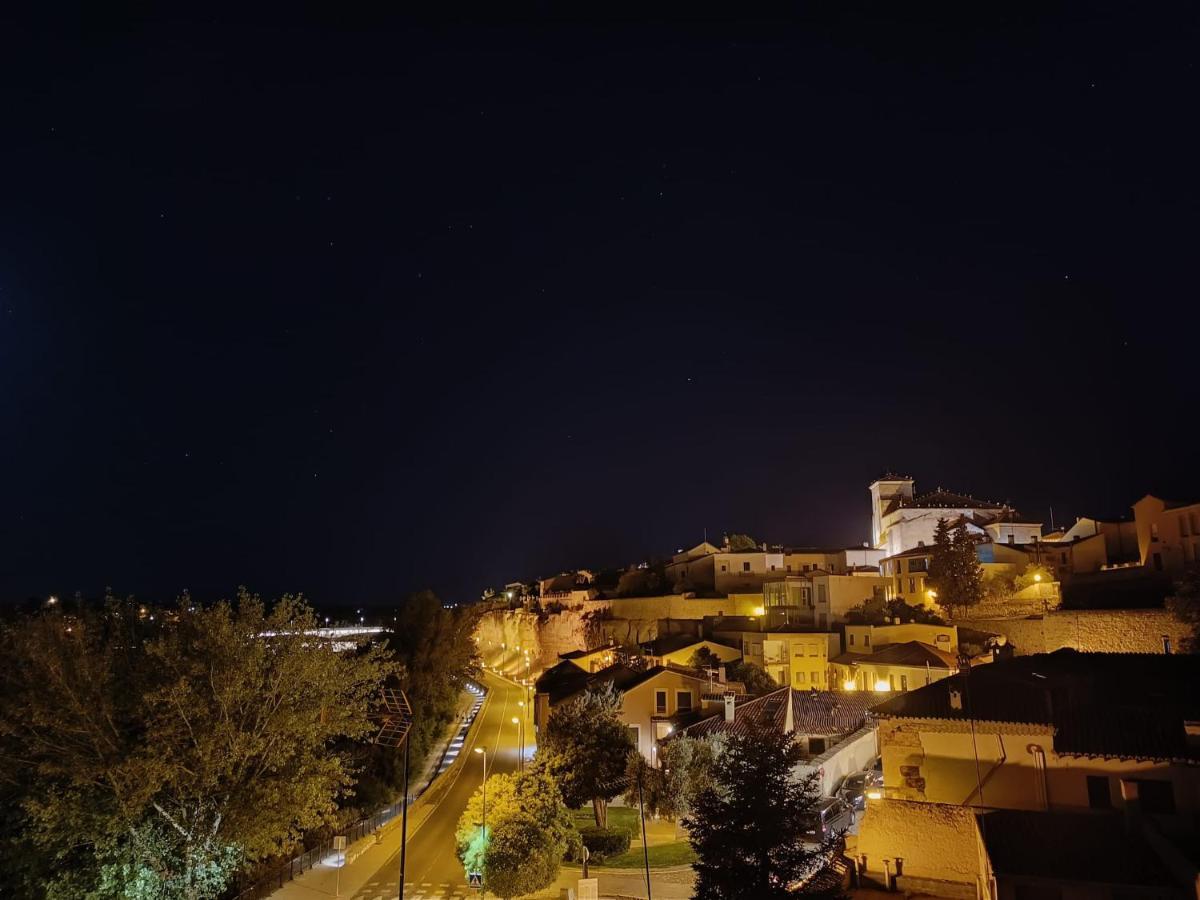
[868, 473, 1042, 557]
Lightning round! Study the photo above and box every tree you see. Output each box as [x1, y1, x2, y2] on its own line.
[626, 734, 722, 823]
[383, 592, 481, 787]
[686, 729, 843, 900]
[0, 590, 396, 899]
[951, 518, 984, 610]
[927, 517, 984, 612]
[726, 659, 777, 695]
[1166, 568, 1200, 652]
[455, 771, 574, 900]
[534, 683, 635, 826]
[688, 647, 724, 671]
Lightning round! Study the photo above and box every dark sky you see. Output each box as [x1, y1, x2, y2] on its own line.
[3, 6, 1198, 607]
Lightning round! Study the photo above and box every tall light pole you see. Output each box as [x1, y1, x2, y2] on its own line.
[373, 689, 414, 900]
[473, 747, 489, 899]
[511, 716, 525, 772]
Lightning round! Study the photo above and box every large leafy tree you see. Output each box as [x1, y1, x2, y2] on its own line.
[927, 517, 984, 613]
[378, 592, 481, 795]
[626, 733, 722, 823]
[0, 590, 396, 899]
[455, 771, 574, 900]
[727, 659, 778, 695]
[534, 683, 635, 826]
[686, 729, 842, 900]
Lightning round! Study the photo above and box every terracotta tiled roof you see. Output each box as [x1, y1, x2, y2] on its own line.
[871, 649, 1200, 762]
[884, 490, 1010, 516]
[677, 687, 887, 740]
[830, 641, 958, 670]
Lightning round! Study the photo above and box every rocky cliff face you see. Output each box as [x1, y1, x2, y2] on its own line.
[475, 606, 702, 672]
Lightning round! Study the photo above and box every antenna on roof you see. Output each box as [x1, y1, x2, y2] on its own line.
[1049, 506, 1056, 532]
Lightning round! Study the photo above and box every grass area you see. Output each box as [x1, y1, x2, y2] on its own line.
[566, 806, 695, 868]
[568, 805, 639, 836]
[601, 841, 697, 868]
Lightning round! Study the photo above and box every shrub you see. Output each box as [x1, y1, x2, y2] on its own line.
[568, 825, 631, 863]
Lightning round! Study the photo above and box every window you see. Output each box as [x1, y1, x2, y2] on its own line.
[794, 671, 806, 684]
[1089, 776, 1110, 807]
[810, 671, 820, 684]
[849, 634, 855, 646]
[1138, 780, 1176, 814]
[1163, 635, 1173, 654]
[743, 561, 751, 572]
[808, 737, 826, 754]
[889, 674, 896, 690]
[1151, 523, 1160, 541]
[908, 578, 916, 593]
[720, 564, 727, 572]
[864, 634, 871, 647]
[786, 564, 792, 572]
[770, 564, 777, 571]
[628, 725, 640, 747]
[676, 691, 692, 712]
[900, 674, 908, 691]
[655, 690, 667, 715]
[1008, 534, 1015, 544]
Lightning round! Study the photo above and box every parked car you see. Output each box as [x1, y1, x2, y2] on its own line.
[800, 797, 853, 846]
[836, 769, 884, 811]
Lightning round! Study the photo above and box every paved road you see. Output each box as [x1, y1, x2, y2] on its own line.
[351, 670, 532, 899]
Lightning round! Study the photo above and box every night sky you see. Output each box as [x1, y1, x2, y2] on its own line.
[3, 7, 1198, 607]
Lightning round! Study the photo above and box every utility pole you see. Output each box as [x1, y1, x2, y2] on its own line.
[372, 688, 414, 900]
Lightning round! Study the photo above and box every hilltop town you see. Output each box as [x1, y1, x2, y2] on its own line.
[474, 474, 1200, 898]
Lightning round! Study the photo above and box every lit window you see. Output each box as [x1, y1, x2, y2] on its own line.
[743, 562, 751, 572]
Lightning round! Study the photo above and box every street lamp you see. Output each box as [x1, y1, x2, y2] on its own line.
[512, 716, 525, 772]
[473, 747, 489, 896]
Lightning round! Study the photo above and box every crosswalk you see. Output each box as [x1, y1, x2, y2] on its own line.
[435, 682, 485, 777]
[355, 881, 475, 899]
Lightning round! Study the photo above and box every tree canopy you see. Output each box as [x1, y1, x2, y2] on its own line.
[686, 729, 843, 899]
[534, 683, 635, 826]
[927, 517, 984, 612]
[0, 590, 396, 899]
[455, 771, 574, 900]
[626, 733, 722, 822]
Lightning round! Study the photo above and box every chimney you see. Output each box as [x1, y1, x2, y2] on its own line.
[723, 692, 736, 723]
[717, 664, 727, 684]
[949, 689, 963, 711]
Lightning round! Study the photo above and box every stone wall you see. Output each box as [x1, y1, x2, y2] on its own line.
[957, 608, 1188, 655]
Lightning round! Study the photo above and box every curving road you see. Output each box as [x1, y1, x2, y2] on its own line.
[350, 670, 533, 900]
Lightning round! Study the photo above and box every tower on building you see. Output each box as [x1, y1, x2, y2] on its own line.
[869, 473, 914, 549]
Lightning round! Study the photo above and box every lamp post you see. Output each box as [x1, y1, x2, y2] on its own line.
[512, 716, 525, 772]
[474, 747, 489, 898]
[372, 689, 414, 900]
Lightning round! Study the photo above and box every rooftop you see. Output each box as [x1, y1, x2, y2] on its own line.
[982, 809, 1176, 886]
[678, 687, 887, 742]
[831, 640, 958, 670]
[871, 649, 1200, 762]
[537, 661, 726, 708]
[640, 633, 716, 657]
[884, 489, 1011, 517]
